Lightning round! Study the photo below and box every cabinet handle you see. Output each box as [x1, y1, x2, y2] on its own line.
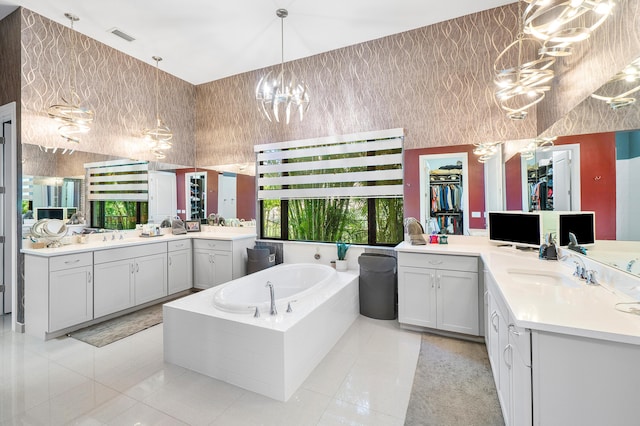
[428, 260, 443, 265]
[136, 263, 139, 273]
[64, 259, 80, 265]
[130, 263, 134, 274]
[88, 272, 92, 283]
[508, 324, 522, 336]
[430, 274, 435, 288]
[176, 243, 184, 248]
[169, 257, 172, 266]
[503, 344, 513, 369]
[490, 311, 499, 332]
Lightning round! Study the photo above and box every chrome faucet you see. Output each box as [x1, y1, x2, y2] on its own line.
[265, 281, 277, 316]
[627, 259, 637, 273]
[569, 254, 587, 280]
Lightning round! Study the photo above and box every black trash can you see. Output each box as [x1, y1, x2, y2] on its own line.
[247, 246, 276, 274]
[358, 253, 397, 320]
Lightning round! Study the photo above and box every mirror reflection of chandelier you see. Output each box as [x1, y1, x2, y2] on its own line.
[143, 56, 173, 159]
[494, 0, 555, 120]
[46, 13, 94, 144]
[255, 9, 310, 124]
[591, 56, 640, 109]
[524, 0, 615, 57]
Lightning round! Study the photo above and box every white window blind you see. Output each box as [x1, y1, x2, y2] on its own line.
[255, 129, 404, 200]
[22, 176, 33, 201]
[85, 160, 149, 201]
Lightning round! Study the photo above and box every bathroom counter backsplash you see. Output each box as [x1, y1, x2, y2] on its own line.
[21, 227, 256, 257]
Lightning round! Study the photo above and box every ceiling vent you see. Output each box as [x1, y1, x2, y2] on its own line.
[108, 28, 135, 42]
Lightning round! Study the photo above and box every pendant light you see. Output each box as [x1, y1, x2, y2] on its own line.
[47, 13, 94, 143]
[143, 56, 173, 159]
[255, 9, 310, 124]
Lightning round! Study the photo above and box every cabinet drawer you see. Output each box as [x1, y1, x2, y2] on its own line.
[94, 242, 167, 264]
[398, 252, 477, 272]
[168, 239, 191, 252]
[50, 252, 93, 272]
[193, 239, 232, 251]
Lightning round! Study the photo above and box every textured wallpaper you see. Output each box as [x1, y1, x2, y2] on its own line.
[0, 8, 21, 109]
[195, 3, 538, 167]
[19, 9, 196, 167]
[536, 0, 640, 134]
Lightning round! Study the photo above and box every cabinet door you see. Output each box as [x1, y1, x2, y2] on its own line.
[94, 259, 134, 318]
[436, 270, 479, 335]
[398, 266, 437, 328]
[212, 250, 232, 286]
[193, 249, 214, 289]
[134, 253, 167, 305]
[497, 307, 512, 424]
[168, 249, 193, 294]
[487, 292, 501, 384]
[49, 266, 93, 331]
[510, 343, 532, 426]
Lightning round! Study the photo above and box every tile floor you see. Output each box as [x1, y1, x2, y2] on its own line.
[0, 314, 422, 425]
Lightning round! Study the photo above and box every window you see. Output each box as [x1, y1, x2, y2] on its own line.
[90, 200, 148, 229]
[256, 129, 404, 246]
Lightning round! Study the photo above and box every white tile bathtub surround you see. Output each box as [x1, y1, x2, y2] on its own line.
[279, 241, 396, 270]
[164, 269, 359, 401]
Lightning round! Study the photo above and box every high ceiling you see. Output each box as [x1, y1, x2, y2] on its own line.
[0, 0, 513, 85]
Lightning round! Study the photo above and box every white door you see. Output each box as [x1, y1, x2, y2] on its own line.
[218, 173, 236, 219]
[552, 150, 571, 211]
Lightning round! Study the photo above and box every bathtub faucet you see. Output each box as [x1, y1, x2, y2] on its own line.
[265, 281, 277, 316]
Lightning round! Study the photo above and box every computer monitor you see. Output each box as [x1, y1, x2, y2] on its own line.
[558, 212, 596, 247]
[35, 207, 64, 220]
[488, 211, 543, 249]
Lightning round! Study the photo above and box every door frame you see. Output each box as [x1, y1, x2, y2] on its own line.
[0, 102, 18, 330]
[419, 153, 470, 236]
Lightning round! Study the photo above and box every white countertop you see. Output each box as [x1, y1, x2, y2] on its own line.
[22, 228, 256, 257]
[396, 236, 640, 345]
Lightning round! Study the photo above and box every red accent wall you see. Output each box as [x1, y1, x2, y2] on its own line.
[236, 174, 256, 220]
[556, 132, 617, 240]
[505, 154, 522, 210]
[404, 145, 486, 229]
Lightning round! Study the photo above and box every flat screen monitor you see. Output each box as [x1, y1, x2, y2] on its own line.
[488, 211, 543, 248]
[35, 207, 64, 220]
[558, 212, 595, 247]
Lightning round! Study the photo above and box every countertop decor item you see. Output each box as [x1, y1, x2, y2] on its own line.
[185, 220, 201, 232]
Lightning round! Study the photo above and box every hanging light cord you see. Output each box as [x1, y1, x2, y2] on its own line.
[154, 58, 160, 122]
[69, 17, 78, 105]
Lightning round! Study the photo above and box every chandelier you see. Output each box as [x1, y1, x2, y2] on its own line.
[473, 142, 503, 163]
[46, 13, 94, 143]
[524, 0, 615, 57]
[494, 0, 555, 120]
[143, 56, 173, 159]
[520, 136, 556, 160]
[255, 9, 310, 124]
[591, 56, 640, 109]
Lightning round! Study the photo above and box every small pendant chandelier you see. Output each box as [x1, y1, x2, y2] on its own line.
[255, 9, 310, 124]
[47, 13, 94, 143]
[143, 56, 173, 159]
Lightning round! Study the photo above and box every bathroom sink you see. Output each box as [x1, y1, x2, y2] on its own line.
[506, 269, 582, 288]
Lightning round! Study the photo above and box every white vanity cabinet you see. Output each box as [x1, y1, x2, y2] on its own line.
[168, 239, 192, 293]
[25, 252, 94, 339]
[93, 242, 167, 318]
[485, 271, 532, 426]
[192, 238, 253, 289]
[397, 252, 480, 336]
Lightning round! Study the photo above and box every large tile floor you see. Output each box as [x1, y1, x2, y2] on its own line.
[0, 313, 421, 425]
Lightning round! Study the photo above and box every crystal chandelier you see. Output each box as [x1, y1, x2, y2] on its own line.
[524, 0, 615, 57]
[255, 9, 310, 124]
[47, 13, 94, 143]
[143, 56, 172, 159]
[494, 0, 555, 120]
[591, 56, 640, 109]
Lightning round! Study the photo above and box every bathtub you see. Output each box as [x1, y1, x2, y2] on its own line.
[213, 263, 338, 314]
[163, 263, 359, 401]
